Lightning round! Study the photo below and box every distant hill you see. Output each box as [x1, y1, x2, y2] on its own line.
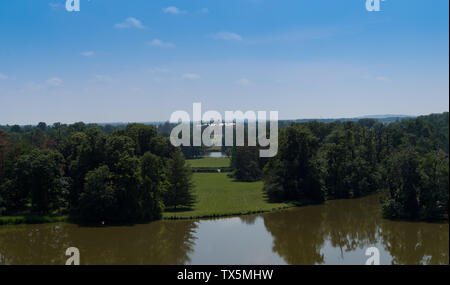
[288, 115, 414, 125]
[356, 114, 414, 119]
[0, 115, 417, 129]
[95, 115, 415, 126]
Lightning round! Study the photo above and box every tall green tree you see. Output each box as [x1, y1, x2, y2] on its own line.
[124, 123, 157, 156]
[263, 125, 324, 203]
[140, 152, 166, 220]
[418, 150, 449, 220]
[165, 150, 195, 209]
[382, 148, 421, 219]
[4, 149, 68, 215]
[78, 165, 117, 222]
[61, 127, 106, 208]
[230, 146, 262, 182]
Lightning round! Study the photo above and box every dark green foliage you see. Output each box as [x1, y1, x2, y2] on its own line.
[321, 123, 379, 198]
[263, 125, 324, 203]
[377, 113, 449, 221]
[10, 125, 22, 133]
[77, 154, 166, 223]
[0, 122, 193, 224]
[323, 143, 353, 198]
[111, 154, 142, 220]
[381, 148, 421, 219]
[381, 149, 449, 220]
[104, 134, 135, 167]
[61, 127, 106, 208]
[262, 113, 448, 221]
[0, 129, 13, 185]
[78, 165, 117, 222]
[124, 123, 157, 156]
[0, 196, 4, 215]
[164, 150, 195, 209]
[230, 147, 263, 182]
[1, 149, 68, 215]
[181, 146, 207, 159]
[140, 152, 166, 219]
[418, 150, 449, 219]
[149, 136, 173, 158]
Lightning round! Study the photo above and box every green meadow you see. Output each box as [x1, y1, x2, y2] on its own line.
[186, 157, 231, 168]
[163, 172, 292, 219]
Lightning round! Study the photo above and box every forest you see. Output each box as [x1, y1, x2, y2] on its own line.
[0, 112, 448, 224]
[230, 112, 449, 221]
[0, 123, 194, 223]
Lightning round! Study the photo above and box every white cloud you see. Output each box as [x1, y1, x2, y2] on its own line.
[114, 17, 146, 29]
[0, 73, 8, 80]
[236, 78, 252, 86]
[200, 8, 209, 14]
[182, 73, 200, 80]
[80, 51, 95, 57]
[46, 77, 64, 87]
[163, 6, 187, 14]
[148, 39, 175, 48]
[212, 32, 243, 41]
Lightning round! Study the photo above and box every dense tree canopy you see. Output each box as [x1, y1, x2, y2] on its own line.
[263, 125, 324, 203]
[230, 146, 264, 182]
[261, 113, 448, 221]
[164, 150, 196, 209]
[0, 122, 194, 223]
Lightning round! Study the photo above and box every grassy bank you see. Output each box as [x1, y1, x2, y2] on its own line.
[164, 172, 292, 219]
[0, 215, 69, 226]
[186, 157, 230, 168]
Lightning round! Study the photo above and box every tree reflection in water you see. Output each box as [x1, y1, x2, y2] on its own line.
[263, 195, 448, 265]
[0, 195, 447, 265]
[239, 215, 258, 225]
[379, 219, 449, 265]
[0, 220, 198, 265]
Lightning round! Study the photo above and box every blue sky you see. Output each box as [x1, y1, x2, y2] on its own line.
[0, 0, 448, 125]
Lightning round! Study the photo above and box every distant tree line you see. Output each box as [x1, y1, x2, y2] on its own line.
[230, 113, 449, 221]
[0, 122, 195, 223]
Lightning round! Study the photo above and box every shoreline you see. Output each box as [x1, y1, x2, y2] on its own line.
[162, 205, 295, 220]
[2, 194, 448, 226]
[0, 204, 297, 226]
[0, 215, 69, 226]
[0, 205, 295, 226]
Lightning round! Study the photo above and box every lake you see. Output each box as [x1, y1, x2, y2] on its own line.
[204, 151, 228, 158]
[0, 195, 448, 265]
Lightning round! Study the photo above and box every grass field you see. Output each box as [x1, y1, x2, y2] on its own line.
[163, 172, 292, 219]
[186, 157, 231, 168]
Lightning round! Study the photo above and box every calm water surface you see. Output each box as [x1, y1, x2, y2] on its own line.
[0, 195, 448, 265]
[205, 152, 228, 158]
